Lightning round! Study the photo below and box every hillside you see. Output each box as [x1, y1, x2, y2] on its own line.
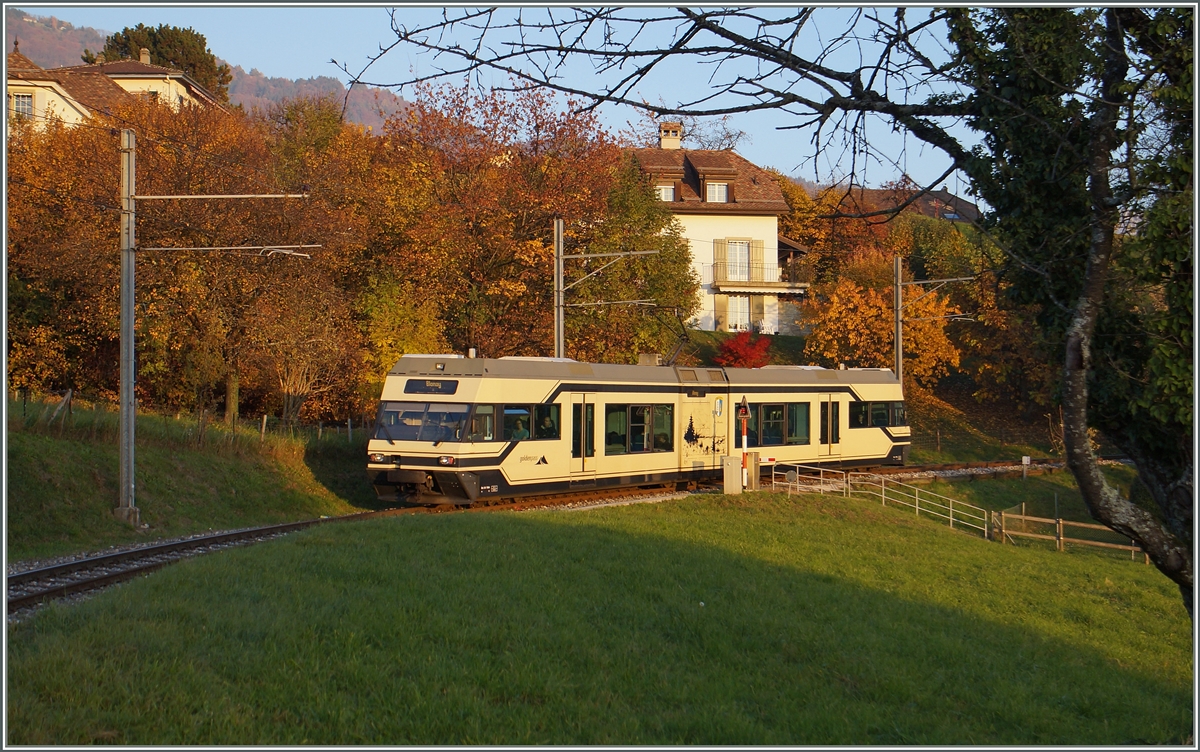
[5, 8, 406, 129]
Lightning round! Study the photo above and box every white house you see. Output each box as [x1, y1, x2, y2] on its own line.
[631, 123, 808, 335]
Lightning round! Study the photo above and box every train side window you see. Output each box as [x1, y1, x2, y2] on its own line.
[760, 404, 785, 445]
[503, 405, 532, 440]
[534, 404, 560, 439]
[629, 405, 651, 452]
[707, 370, 726, 381]
[787, 403, 810, 444]
[605, 405, 628, 454]
[652, 405, 673, 451]
[469, 404, 497, 441]
[870, 402, 891, 427]
[849, 401, 869, 428]
[891, 402, 907, 426]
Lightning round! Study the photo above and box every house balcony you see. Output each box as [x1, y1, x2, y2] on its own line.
[708, 262, 811, 294]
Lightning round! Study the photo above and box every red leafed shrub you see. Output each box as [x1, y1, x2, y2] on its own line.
[713, 331, 772, 368]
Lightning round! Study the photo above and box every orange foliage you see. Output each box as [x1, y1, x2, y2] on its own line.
[802, 276, 960, 390]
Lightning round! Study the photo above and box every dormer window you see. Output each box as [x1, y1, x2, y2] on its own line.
[656, 184, 675, 201]
[706, 182, 729, 203]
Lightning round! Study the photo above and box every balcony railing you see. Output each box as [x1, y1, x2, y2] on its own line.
[710, 262, 810, 289]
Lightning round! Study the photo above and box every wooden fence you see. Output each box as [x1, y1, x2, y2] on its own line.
[994, 511, 1150, 563]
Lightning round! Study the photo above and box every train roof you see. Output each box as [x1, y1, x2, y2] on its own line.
[388, 355, 900, 387]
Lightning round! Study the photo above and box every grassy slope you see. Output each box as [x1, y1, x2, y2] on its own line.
[7, 492, 1191, 745]
[7, 409, 375, 561]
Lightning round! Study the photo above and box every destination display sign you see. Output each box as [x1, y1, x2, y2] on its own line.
[404, 379, 460, 395]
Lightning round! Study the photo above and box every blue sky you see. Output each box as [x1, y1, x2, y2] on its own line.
[18, 5, 973, 192]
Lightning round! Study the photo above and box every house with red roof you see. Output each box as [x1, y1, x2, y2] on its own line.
[631, 123, 808, 335]
[7, 41, 221, 126]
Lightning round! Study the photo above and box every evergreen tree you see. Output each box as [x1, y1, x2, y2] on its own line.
[83, 23, 232, 102]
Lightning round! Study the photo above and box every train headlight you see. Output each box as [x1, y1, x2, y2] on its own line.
[437, 456, 456, 466]
[369, 453, 388, 464]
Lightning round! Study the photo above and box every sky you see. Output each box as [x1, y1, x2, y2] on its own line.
[17, 5, 974, 193]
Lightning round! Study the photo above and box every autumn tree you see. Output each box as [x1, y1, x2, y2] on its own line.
[713, 331, 771, 369]
[83, 23, 232, 102]
[8, 116, 125, 401]
[561, 154, 699, 363]
[372, 85, 696, 363]
[803, 276, 960, 391]
[357, 274, 448, 400]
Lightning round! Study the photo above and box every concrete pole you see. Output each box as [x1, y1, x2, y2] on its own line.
[554, 217, 565, 358]
[116, 129, 139, 526]
[893, 255, 903, 388]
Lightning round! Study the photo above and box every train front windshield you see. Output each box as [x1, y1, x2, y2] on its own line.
[375, 402, 470, 442]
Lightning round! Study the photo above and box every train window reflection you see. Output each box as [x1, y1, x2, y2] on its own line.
[469, 405, 496, 441]
[871, 402, 891, 427]
[787, 403, 810, 444]
[504, 405, 532, 440]
[534, 404, 560, 439]
[760, 404, 785, 445]
[605, 405, 628, 454]
[375, 402, 470, 442]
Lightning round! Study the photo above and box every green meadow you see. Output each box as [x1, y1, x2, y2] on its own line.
[7, 492, 1191, 745]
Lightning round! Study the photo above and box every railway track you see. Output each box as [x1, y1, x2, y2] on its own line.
[9, 459, 1098, 617]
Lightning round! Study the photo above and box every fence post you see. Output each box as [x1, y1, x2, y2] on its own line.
[1001, 512, 1006, 544]
[936, 429, 941, 453]
[260, 414, 267, 443]
[348, 417, 353, 443]
[949, 497, 954, 529]
[915, 488, 919, 517]
[1057, 518, 1063, 552]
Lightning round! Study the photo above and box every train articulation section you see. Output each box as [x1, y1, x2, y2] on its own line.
[367, 355, 910, 505]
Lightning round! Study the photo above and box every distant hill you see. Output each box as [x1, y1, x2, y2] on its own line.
[5, 7, 406, 130]
[6, 8, 107, 69]
[227, 65, 405, 131]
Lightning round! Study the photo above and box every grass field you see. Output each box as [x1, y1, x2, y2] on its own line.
[7, 492, 1191, 745]
[6, 401, 373, 560]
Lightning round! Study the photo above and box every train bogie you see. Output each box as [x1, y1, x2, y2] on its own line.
[367, 355, 910, 505]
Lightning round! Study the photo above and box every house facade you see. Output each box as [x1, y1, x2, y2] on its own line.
[631, 123, 808, 335]
[7, 42, 220, 125]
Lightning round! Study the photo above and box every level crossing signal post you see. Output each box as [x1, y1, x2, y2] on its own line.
[115, 129, 313, 526]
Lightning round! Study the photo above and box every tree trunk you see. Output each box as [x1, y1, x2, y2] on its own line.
[224, 368, 239, 425]
[1061, 9, 1193, 619]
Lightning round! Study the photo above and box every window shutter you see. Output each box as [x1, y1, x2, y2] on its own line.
[749, 239, 764, 281]
[712, 238, 727, 283]
[673, 180, 682, 201]
[714, 294, 728, 332]
[751, 295, 766, 330]
[727, 183, 736, 203]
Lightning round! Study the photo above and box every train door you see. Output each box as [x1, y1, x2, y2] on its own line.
[570, 393, 596, 488]
[818, 394, 842, 459]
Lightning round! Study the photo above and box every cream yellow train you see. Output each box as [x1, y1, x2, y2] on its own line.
[367, 354, 910, 505]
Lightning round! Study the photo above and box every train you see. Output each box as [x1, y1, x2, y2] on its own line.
[366, 354, 910, 506]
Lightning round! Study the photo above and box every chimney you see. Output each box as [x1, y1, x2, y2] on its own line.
[139, 47, 150, 64]
[659, 121, 682, 150]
